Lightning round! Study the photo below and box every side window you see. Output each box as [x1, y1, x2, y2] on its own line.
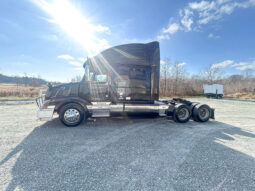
[94, 74, 108, 83]
[130, 67, 147, 80]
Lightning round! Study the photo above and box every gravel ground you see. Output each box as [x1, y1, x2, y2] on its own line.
[0, 98, 255, 191]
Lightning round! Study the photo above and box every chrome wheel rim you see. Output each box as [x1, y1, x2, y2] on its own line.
[64, 109, 80, 123]
[177, 108, 189, 120]
[198, 108, 209, 120]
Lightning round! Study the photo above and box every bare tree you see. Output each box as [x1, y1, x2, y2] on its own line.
[71, 75, 82, 82]
[15, 76, 20, 89]
[23, 73, 28, 87]
[171, 61, 187, 95]
[243, 69, 253, 79]
[203, 64, 224, 84]
[160, 58, 171, 96]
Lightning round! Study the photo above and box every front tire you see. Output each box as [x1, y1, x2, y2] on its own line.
[59, 103, 85, 127]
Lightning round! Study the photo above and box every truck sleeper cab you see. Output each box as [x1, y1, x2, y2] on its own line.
[36, 41, 214, 126]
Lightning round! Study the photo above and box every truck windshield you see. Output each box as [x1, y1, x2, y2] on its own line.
[84, 65, 89, 80]
[83, 64, 96, 81]
[84, 65, 94, 81]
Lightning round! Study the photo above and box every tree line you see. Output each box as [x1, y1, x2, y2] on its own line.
[159, 59, 255, 97]
[1, 61, 254, 98]
[0, 73, 47, 87]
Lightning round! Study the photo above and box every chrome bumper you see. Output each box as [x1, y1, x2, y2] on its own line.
[37, 108, 54, 121]
[35, 90, 54, 121]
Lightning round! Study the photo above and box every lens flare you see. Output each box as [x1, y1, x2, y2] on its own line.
[31, 0, 110, 55]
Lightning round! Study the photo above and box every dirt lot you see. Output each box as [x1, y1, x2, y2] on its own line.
[0, 98, 255, 191]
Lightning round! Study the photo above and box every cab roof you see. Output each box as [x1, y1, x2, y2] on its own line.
[83, 41, 160, 70]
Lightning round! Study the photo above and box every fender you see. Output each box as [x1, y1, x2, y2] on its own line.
[49, 96, 91, 113]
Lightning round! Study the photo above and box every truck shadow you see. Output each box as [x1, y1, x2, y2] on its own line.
[1, 118, 255, 191]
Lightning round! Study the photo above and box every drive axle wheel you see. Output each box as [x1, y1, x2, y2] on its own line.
[59, 103, 85, 127]
[173, 104, 191, 123]
[193, 104, 211, 122]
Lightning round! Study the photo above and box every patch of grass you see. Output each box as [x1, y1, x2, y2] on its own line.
[224, 92, 255, 100]
[160, 95, 203, 99]
[0, 97, 35, 101]
[0, 83, 47, 98]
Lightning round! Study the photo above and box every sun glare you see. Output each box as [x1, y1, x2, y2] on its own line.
[32, 0, 110, 56]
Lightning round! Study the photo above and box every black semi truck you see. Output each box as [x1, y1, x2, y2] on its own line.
[36, 41, 214, 126]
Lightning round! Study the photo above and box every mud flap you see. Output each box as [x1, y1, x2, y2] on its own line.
[210, 108, 215, 119]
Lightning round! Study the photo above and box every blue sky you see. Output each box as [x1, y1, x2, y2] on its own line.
[0, 0, 255, 82]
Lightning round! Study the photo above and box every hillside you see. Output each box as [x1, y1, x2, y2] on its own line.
[0, 74, 47, 86]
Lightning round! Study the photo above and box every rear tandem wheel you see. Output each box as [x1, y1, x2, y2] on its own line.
[192, 104, 211, 122]
[173, 104, 192, 123]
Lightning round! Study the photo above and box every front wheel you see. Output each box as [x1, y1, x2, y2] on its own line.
[59, 103, 85, 127]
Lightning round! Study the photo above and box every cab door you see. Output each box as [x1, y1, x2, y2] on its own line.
[89, 74, 110, 102]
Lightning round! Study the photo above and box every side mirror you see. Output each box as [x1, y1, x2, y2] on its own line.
[47, 82, 53, 89]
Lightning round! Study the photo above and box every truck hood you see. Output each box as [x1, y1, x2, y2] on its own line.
[45, 82, 80, 100]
